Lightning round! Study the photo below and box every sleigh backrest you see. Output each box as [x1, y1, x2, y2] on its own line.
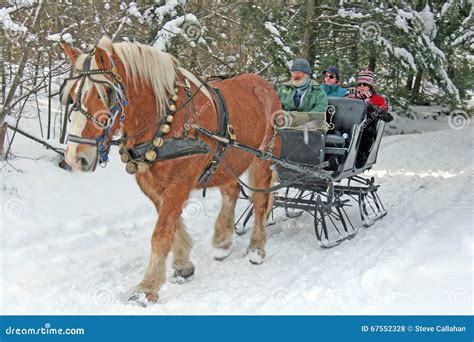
[327, 97, 367, 136]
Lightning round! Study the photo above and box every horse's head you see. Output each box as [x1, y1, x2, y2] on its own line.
[61, 38, 127, 172]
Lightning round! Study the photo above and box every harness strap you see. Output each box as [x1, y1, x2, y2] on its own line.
[68, 134, 98, 146]
[197, 86, 232, 197]
[128, 137, 209, 162]
[124, 73, 206, 164]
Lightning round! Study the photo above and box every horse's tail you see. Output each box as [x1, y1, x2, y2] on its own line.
[249, 80, 281, 222]
[267, 170, 280, 219]
[247, 164, 277, 225]
[252, 83, 282, 151]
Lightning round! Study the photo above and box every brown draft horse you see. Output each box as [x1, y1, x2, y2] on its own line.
[62, 36, 281, 305]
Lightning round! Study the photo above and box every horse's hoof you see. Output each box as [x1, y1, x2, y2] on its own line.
[246, 248, 265, 265]
[169, 265, 195, 284]
[127, 290, 158, 307]
[212, 243, 233, 261]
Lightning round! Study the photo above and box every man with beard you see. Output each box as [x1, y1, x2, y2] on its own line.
[277, 58, 328, 115]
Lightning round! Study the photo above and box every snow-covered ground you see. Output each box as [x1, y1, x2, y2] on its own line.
[0, 108, 472, 315]
[385, 105, 471, 135]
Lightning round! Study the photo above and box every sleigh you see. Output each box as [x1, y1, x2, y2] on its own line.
[233, 97, 388, 248]
[62, 38, 390, 304]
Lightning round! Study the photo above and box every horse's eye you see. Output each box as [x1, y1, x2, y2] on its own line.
[98, 94, 108, 102]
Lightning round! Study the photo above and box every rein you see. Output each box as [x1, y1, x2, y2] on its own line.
[62, 51, 128, 169]
[117, 80, 205, 143]
[118, 77, 210, 175]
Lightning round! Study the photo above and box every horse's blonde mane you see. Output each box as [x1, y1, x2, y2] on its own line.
[100, 36, 179, 116]
[62, 36, 213, 118]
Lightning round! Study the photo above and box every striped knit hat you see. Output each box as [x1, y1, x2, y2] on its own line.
[357, 68, 375, 87]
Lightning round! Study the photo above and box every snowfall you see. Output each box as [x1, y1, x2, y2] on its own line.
[0, 102, 472, 315]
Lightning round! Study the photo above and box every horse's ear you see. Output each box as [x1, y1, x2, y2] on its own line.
[98, 36, 113, 53]
[61, 42, 81, 65]
[93, 47, 112, 70]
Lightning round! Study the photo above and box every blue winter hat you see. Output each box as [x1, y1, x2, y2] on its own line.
[324, 66, 340, 80]
[290, 59, 312, 75]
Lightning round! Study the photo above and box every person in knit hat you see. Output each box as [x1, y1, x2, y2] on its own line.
[321, 66, 347, 97]
[346, 67, 387, 112]
[346, 67, 389, 168]
[277, 58, 328, 114]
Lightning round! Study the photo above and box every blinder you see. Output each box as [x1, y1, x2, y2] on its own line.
[62, 51, 128, 169]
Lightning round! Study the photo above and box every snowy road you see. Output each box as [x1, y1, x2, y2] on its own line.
[1, 126, 472, 314]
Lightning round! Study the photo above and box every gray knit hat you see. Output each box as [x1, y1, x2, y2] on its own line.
[290, 58, 312, 75]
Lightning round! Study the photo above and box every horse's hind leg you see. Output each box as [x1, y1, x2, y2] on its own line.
[170, 218, 194, 283]
[247, 159, 272, 264]
[212, 181, 240, 260]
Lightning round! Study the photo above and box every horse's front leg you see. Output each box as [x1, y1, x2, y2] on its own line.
[130, 188, 191, 305]
[169, 218, 194, 284]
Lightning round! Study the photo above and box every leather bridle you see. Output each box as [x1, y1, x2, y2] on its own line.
[61, 50, 128, 170]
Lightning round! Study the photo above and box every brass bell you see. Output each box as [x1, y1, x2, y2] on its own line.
[168, 104, 176, 112]
[171, 94, 179, 102]
[120, 153, 130, 163]
[145, 149, 157, 161]
[153, 137, 164, 148]
[174, 87, 179, 94]
[137, 161, 150, 173]
[126, 161, 137, 174]
[119, 146, 126, 155]
[166, 115, 174, 123]
[161, 124, 170, 134]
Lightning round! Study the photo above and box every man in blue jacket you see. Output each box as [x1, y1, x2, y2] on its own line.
[321, 66, 347, 97]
